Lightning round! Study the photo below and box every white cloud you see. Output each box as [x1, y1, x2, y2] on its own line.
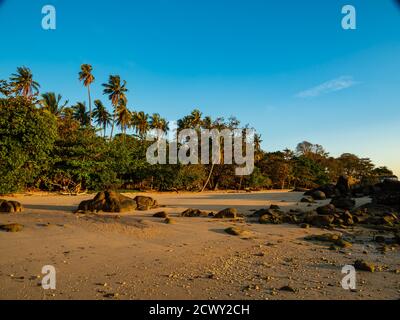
[296, 76, 358, 98]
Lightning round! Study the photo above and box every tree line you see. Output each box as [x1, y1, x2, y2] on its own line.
[0, 65, 394, 194]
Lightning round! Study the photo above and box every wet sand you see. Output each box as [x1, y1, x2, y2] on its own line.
[0, 191, 399, 300]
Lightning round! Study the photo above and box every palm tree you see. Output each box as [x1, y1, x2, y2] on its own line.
[189, 109, 203, 129]
[149, 113, 169, 136]
[78, 64, 95, 126]
[116, 100, 132, 137]
[10, 66, 40, 97]
[131, 111, 149, 140]
[40, 92, 68, 117]
[93, 99, 111, 138]
[72, 102, 90, 126]
[102, 75, 128, 140]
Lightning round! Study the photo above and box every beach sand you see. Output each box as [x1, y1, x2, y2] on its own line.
[0, 191, 399, 300]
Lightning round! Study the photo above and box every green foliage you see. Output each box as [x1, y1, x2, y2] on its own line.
[0, 97, 57, 194]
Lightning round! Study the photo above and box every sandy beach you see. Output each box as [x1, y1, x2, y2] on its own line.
[0, 191, 398, 300]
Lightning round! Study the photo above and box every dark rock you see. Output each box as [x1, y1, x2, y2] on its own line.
[300, 196, 315, 203]
[153, 211, 168, 218]
[354, 260, 375, 272]
[75, 191, 137, 213]
[269, 204, 281, 210]
[330, 197, 356, 210]
[0, 200, 23, 213]
[336, 176, 350, 196]
[279, 285, 297, 293]
[316, 204, 336, 216]
[181, 208, 203, 217]
[0, 223, 24, 232]
[164, 217, 175, 224]
[311, 190, 326, 200]
[308, 214, 334, 227]
[134, 196, 158, 211]
[214, 208, 237, 219]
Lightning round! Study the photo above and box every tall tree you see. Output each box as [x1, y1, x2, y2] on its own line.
[116, 100, 132, 137]
[102, 75, 128, 140]
[78, 64, 95, 126]
[9, 66, 40, 97]
[40, 92, 68, 117]
[93, 99, 111, 138]
[72, 102, 90, 126]
[131, 111, 149, 140]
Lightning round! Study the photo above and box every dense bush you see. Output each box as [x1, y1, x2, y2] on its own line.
[0, 97, 57, 194]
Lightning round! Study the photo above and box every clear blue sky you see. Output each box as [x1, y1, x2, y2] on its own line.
[0, 0, 399, 175]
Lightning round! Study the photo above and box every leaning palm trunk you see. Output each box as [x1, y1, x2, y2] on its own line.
[109, 113, 116, 141]
[200, 163, 215, 192]
[87, 86, 92, 126]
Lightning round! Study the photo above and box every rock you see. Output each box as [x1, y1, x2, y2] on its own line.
[354, 260, 375, 272]
[330, 197, 356, 210]
[252, 209, 273, 217]
[311, 190, 326, 200]
[259, 212, 283, 225]
[305, 233, 341, 243]
[300, 196, 315, 204]
[0, 200, 23, 213]
[214, 208, 237, 219]
[75, 191, 137, 213]
[0, 223, 24, 232]
[224, 227, 247, 236]
[316, 204, 336, 216]
[134, 196, 158, 211]
[309, 214, 334, 227]
[334, 239, 352, 248]
[181, 208, 203, 217]
[279, 285, 297, 293]
[300, 223, 310, 229]
[164, 218, 175, 224]
[269, 204, 281, 210]
[341, 211, 354, 225]
[153, 211, 168, 218]
[305, 184, 337, 198]
[336, 176, 350, 196]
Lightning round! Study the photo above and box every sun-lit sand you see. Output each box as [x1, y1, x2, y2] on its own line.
[0, 191, 398, 300]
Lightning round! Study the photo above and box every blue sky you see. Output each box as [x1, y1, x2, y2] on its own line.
[0, 0, 399, 175]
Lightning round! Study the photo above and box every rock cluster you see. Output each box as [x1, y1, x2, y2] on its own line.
[75, 191, 158, 213]
[0, 199, 23, 213]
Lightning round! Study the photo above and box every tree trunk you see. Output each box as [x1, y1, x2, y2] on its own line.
[200, 163, 215, 192]
[87, 86, 92, 126]
[109, 113, 116, 141]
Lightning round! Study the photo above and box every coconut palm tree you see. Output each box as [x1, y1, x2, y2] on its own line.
[116, 100, 132, 137]
[40, 92, 68, 117]
[72, 102, 90, 126]
[131, 111, 149, 140]
[78, 64, 95, 126]
[9, 66, 40, 97]
[102, 75, 128, 140]
[93, 99, 111, 138]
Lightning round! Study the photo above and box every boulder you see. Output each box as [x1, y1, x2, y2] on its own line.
[214, 208, 237, 219]
[336, 176, 350, 196]
[269, 204, 281, 210]
[0, 200, 23, 213]
[316, 204, 336, 216]
[305, 184, 337, 198]
[134, 196, 158, 211]
[224, 227, 248, 236]
[308, 214, 334, 227]
[311, 190, 326, 200]
[153, 211, 168, 218]
[300, 196, 315, 204]
[0, 223, 24, 232]
[75, 191, 137, 213]
[354, 260, 375, 272]
[330, 197, 356, 210]
[180, 208, 203, 217]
